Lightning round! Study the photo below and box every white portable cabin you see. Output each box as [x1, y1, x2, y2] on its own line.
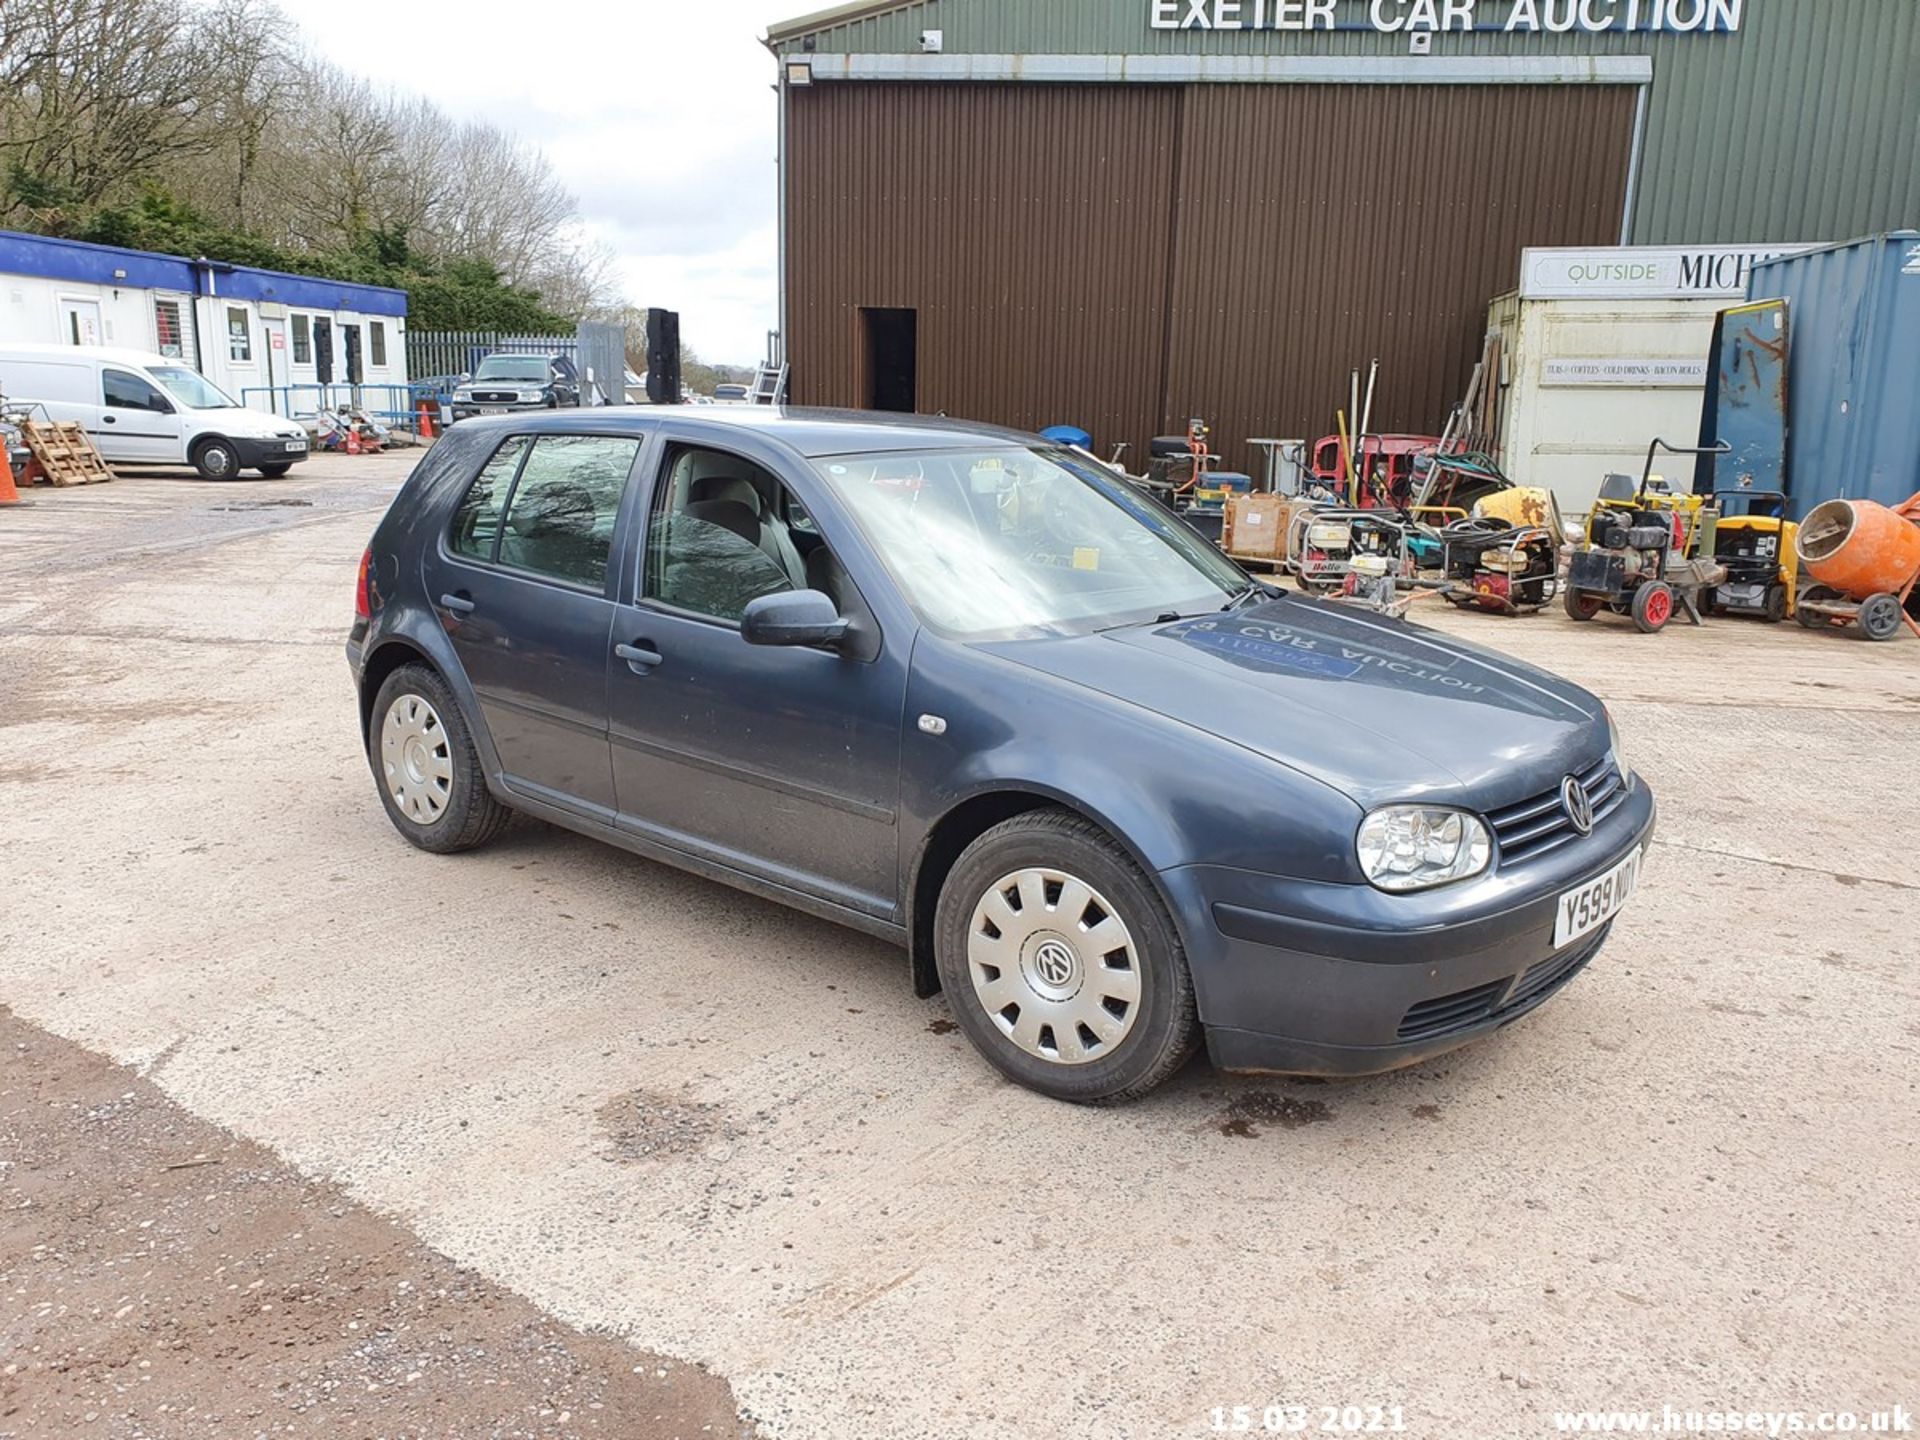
[1488, 244, 1817, 516]
[0, 230, 408, 418]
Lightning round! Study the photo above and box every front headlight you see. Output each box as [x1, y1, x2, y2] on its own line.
[518, 389, 545, 402]
[1607, 710, 1631, 785]
[1357, 806, 1492, 893]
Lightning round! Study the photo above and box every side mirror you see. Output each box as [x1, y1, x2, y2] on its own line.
[741, 589, 849, 648]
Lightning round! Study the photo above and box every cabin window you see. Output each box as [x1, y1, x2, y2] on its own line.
[153, 300, 185, 359]
[226, 306, 252, 362]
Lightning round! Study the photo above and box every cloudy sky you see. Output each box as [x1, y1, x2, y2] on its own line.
[293, 0, 804, 365]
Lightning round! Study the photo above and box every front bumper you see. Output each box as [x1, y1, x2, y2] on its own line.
[233, 434, 310, 469]
[449, 397, 550, 422]
[1163, 782, 1657, 1077]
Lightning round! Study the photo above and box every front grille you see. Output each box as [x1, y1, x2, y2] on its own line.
[1498, 925, 1609, 1014]
[470, 390, 524, 403]
[1397, 979, 1507, 1042]
[1486, 755, 1626, 866]
[1395, 925, 1611, 1044]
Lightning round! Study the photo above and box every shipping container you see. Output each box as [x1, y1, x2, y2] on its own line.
[1746, 233, 1920, 518]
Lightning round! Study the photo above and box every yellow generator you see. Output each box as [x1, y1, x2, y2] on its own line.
[1703, 490, 1798, 622]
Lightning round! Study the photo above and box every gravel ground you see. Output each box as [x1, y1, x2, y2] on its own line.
[0, 452, 1915, 1439]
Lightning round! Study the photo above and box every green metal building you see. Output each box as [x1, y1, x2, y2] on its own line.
[768, 0, 1919, 463]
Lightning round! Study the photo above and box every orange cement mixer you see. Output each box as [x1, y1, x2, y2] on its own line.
[1794, 494, 1920, 641]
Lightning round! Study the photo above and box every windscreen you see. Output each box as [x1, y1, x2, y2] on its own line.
[150, 367, 238, 409]
[474, 357, 550, 382]
[811, 447, 1244, 640]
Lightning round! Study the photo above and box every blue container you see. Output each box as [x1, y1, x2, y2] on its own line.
[1039, 425, 1093, 449]
[1747, 233, 1920, 519]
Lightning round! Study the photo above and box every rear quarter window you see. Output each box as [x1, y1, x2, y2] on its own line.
[449, 437, 530, 562]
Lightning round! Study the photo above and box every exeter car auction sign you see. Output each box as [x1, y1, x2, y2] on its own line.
[1150, 0, 1744, 31]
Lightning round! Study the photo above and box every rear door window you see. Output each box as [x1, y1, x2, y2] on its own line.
[495, 435, 641, 588]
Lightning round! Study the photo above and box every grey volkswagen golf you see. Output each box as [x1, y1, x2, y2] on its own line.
[347, 408, 1654, 1103]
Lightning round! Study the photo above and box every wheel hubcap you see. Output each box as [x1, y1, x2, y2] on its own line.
[966, 867, 1141, 1066]
[381, 693, 453, 825]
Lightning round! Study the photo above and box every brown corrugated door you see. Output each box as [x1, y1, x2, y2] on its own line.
[785, 83, 1179, 456]
[1164, 83, 1638, 473]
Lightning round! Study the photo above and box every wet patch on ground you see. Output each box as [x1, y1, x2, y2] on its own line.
[1217, 1090, 1335, 1139]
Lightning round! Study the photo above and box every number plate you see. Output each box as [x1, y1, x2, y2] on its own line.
[478, 406, 507, 415]
[283, 439, 306, 452]
[1554, 849, 1640, 949]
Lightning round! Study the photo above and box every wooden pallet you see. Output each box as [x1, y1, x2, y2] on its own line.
[22, 420, 114, 486]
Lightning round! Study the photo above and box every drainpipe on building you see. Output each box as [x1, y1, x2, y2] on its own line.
[188, 258, 211, 375]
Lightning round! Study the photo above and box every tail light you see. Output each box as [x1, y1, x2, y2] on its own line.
[354, 547, 373, 619]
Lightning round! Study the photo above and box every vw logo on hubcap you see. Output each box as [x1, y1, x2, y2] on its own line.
[1562, 775, 1595, 835]
[1032, 939, 1077, 989]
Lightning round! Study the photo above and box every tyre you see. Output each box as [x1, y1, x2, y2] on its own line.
[258, 462, 293, 479]
[367, 664, 511, 854]
[934, 809, 1198, 1104]
[1563, 587, 1604, 622]
[192, 437, 241, 481]
[1859, 592, 1905, 642]
[1795, 587, 1828, 629]
[1632, 582, 1675, 634]
[1763, 585, 1789, 625]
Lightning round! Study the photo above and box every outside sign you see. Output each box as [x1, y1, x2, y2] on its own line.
[1519, 245, 1817, 300]
[1151, 0, 1745, 32]
[1542, 357, 1709, 387]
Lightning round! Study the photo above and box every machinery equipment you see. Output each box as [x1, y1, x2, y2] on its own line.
[1562, 440, 1730, 634]
[1441, 515, 1560, 616]
[1290, 508, 1415, 610]
[1793, 494, 1920, 642]
[1701, 489, 1797, 622]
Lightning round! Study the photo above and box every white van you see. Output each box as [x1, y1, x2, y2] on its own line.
[0, 343, 310, 480]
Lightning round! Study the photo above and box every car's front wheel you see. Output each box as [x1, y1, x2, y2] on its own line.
[934, 809, 1198, 1103]
[192, 438, 240, 481]
[368, 664, 511, 853]
[258, 462, 293, 478]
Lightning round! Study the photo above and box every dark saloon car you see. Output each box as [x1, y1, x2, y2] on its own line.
[448, 353, 580, 423]
[347, 409, 1654, 1103]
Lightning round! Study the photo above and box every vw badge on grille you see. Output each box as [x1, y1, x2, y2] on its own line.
[1562, 775, 1595, 835]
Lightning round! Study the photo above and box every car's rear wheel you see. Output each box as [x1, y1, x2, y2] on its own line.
[368, 664, 510, 853]
[934, 809, 1197, 1104]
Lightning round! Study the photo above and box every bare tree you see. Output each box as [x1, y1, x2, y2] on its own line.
[0, 0, 215, 216]
[191, 0, 296, 226]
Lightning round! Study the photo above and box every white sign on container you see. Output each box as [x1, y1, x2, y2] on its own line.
[1542, 357, 1709, 387]
[1520, 245, 1818, 300]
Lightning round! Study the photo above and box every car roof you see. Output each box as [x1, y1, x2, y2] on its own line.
[459, 405, 1046, 459]
[0, 342, 180, 368]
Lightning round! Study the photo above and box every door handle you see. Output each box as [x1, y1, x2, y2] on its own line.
[102, 414, 117, 423]
[439, 593, 476, 614]
[615, 642, 663, 672]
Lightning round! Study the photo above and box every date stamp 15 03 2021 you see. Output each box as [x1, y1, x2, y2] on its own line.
[1209, 1405, 1410, 1435]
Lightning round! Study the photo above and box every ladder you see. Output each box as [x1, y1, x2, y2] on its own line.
[751, 330, 787, 405]
[750, 360, 788, 406]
